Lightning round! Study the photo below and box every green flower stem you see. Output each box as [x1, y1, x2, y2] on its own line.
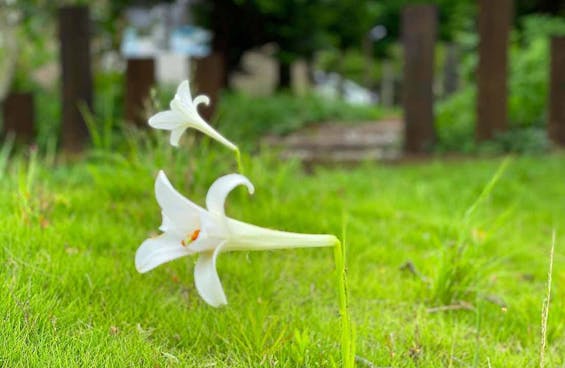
[334, 219, 355, 368]
[235, 148, 245, 175]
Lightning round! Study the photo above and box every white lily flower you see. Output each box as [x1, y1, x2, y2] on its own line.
[148, 80, 237, 150]
[136, 171, 337, 307]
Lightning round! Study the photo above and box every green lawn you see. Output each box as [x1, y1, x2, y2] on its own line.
[1, 146, 564, 367]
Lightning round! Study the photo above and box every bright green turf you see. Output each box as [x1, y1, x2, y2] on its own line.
[1, 145, 564, 367]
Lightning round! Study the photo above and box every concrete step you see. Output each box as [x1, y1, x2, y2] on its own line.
[263, 119, 403, 164]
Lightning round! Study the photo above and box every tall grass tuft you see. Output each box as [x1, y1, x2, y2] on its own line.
[0, 134, 15, 174]
[433, 158, 510, 305]
[79, 101, 115, 152]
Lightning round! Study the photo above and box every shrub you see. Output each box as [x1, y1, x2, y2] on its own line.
[436, 15, 565, 153]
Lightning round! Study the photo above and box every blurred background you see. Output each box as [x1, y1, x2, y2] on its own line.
[1, 0, 565, 162]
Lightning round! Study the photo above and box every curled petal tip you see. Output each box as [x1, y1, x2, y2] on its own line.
[194, 95, 210, 107]
[206, 174, 255, 216]
[246, 182, 255, 195]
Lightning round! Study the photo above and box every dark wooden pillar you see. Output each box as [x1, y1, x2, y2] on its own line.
[2, 92, 34, 143]
[193, 52, 224, 121]
[125, 58, 155, 126]
[548, 36, 565, 146]
[476, 0, 513, 141]
[59, 5, 93, 152]
[402, 5, 437, 153]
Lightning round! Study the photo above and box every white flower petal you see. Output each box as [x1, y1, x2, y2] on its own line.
[194, 242, 227, 307]
[205, 174, 254, 217]
[148, 110, 184, 129]
[193, 94, 210, 107]
[159, 213, 174, 232]
[175, 80, 193, 107]
[158, 213, 186, 239]
[169, 126, 186, 146]
[155, 171, 203, 233]
[135, 233, 192, 273]
[170, 98, 196, 121]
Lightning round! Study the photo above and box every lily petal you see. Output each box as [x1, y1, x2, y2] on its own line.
[194, 242, 227, 307]
[175, 80, 193, 107]
[159, 212, 174, 232]
[158, 213, 186, 239]
[135, 233, 192, 273]
[169, 126, 186, 146]
[206, 174, 254, 217]
[193, 94, 210, 108]
[170, 93, 197, 121]
[155, 171, 203, 233]
[148, 110, 184, 129]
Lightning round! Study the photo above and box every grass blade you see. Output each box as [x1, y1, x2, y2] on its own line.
[539, 230, 555, 368]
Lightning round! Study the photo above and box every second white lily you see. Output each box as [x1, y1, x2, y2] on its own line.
[135, 171, 338, 307]
[148, 80, 237, 150]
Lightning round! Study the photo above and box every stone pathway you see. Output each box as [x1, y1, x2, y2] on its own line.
[263, 118, 403, 165]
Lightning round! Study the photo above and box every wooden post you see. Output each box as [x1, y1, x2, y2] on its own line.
[193, 52, 224, 121]
[402, 5, 437, 153]
[125, 58, 155, 126]
[2, 92, 34, 143]
[476, 0, 513, 141]
[548, 36, 565, 146]
[59, 5, 93, 152]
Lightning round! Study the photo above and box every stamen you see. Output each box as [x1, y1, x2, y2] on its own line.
[180, 229, 200, 247]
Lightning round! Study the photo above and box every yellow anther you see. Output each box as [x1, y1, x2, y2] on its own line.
[181, 229, 200, 247]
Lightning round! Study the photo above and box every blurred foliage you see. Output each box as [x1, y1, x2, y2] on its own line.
[28, 74, 389, 154]
[195, 0, 476, 87]
[215, 92, 389, 150]
[437, 15, 565, 154]
[509, 16, 565, 127]
[3, 0, 565, 155]
[194, 0, 379, 87]
[371, 0, 475, 47]
[317, 49, 381, 87]
[0, 0, 54, 92]
[21, 71, 124, 153]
